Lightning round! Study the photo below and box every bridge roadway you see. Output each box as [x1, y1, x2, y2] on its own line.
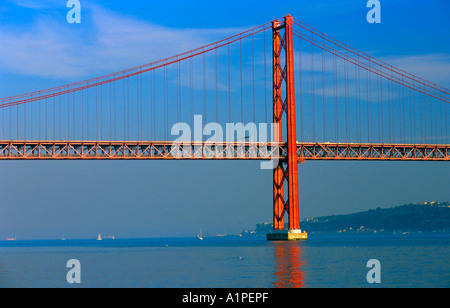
[0, 140, 449, 161]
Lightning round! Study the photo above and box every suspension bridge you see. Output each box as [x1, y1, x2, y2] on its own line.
[1, 15, 449, 240]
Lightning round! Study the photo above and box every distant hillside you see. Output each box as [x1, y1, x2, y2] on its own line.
[242, 202, 450, 235]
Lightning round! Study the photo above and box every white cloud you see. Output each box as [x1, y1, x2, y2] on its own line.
[6, 0, 63, 10]
[1, 3, 448, 94]
[0, 5, 247, 80]
[0, 20, 85, 78]
[382, 54, 450, 88]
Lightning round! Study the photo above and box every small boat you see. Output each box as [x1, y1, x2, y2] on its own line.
[97, 234, 102, 241]
[197, 229, 203, 240]
[6, 238, 16, 241]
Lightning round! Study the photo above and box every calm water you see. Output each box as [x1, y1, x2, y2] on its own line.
[0, 234, 449, 288]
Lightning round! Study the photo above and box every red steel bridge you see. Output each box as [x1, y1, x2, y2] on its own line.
[1, 15, 449, 239]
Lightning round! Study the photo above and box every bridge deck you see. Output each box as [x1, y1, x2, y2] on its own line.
[0, 141, 448, 161]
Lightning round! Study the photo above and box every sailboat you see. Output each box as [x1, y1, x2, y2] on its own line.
[97, 233, 102, 241]
[197, 229, 203, 240]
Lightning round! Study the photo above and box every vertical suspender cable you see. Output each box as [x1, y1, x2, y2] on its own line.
[215, 47, 219, 132]
[240, 39, 243, 124]
[203, 52, 206, 126]
[378, 69, 382, 143]
[357, 59, 362, 143]
[73, 91, 75, 140]
[59, 95, 62, 140]
[123, 79, 126, 140]
[333, 44, 338, 142]
[423, 94, 428, 145]
[228, 44, 231, 124]
[87, 84, 89, 140]
[82, 87, 84, 140]
[385, 70, 389, 143]
[366, 70, 370, 143]
[344, 59, 348, 142]
[311, 35, 315, 142]
[299, 36, 304, 142]
[322, 48, 326, 141]
[264, 29, 268, 125]
[252, 34, 255, 128]
[53, 96, 56, 141]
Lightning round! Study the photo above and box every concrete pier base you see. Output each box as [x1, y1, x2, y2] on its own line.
[267, 229, 308, 241]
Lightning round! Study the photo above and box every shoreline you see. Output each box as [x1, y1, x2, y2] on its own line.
[1, 233, 450, 248]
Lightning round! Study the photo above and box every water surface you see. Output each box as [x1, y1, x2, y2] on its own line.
[0, 234, 448, 288]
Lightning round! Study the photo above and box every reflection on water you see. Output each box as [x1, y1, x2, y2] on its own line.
[272, 242, 306, 288]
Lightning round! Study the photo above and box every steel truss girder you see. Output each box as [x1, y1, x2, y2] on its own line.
[296, 143, 450, 161]
[0, 141, 448, 161]
[0, 141, 285, 160]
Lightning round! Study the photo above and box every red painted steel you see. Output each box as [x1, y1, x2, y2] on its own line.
[272, 19, 285, 230]
[271, 15, 301, 231]
[284, 15, 300, 230]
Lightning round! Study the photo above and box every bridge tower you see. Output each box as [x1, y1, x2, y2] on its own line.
[267, 15, 307, 241]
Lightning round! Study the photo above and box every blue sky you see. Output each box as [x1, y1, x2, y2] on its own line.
[0, 0, 449, 239]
